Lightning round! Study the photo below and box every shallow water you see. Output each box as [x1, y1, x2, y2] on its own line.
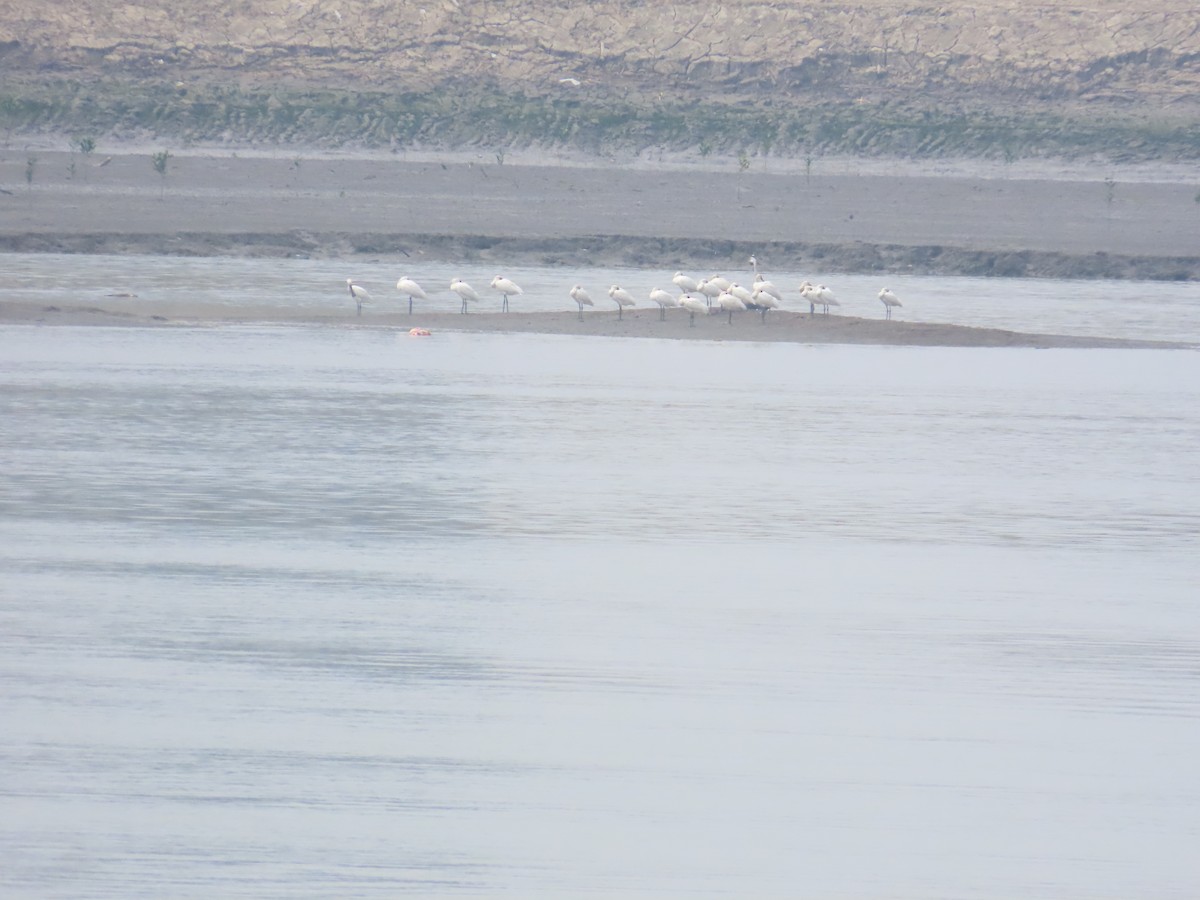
[5, 252, 1200, 343]
[2, 276, 1200, 897]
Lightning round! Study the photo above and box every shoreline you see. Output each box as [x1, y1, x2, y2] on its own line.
[3, 150, 1200, 280]
[4, 300, 1191, 350]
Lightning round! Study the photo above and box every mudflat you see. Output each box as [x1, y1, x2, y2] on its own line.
[2, 149, 1198, 280]
[3, 297, 1189, 350]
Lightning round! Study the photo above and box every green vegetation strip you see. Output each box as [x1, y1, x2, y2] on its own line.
[3, 78, 1198, 163]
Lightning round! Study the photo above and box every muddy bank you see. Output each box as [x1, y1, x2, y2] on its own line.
[3, 230, 1197, 282]
[4, 299, 1190, 350]
[3, 150, 1199, 280]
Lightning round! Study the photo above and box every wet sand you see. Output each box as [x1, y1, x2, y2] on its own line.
[3, 298, 1189, 349]
[2, 149, 1199, 280]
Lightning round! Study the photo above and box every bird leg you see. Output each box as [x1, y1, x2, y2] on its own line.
[502, 295, 509, 313]
[408, 297, 413, 315]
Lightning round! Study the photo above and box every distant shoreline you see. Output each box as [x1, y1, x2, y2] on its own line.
[3, 300, 1191, 350]
[2, 150, 1199, 281]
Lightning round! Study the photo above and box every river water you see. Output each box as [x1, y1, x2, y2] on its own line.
[2, 255, 1199, 898]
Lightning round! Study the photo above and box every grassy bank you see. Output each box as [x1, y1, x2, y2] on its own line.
[4, 77, 1199, 164]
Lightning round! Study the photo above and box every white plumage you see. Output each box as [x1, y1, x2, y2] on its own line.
[570, 284, 595, 321]
[490, 275, 523, 312]
[450, 278, 480, 314]
[648, 287, 679, 321]
[678, 293, 708, 327]
[879, 287, 903, 320]
[718, 290, 747, 324]
[608, 285, 637, 320]
[395, 276, 428, 314]
[751, 286, 780, 323]
[346, 278, 372, 316]
[672, 271, 700, 293]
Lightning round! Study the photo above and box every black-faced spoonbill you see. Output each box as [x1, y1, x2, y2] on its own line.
[450, 278, 480, 314]
[799, 281, 816, 315]
[346, 278, 372, 316]
[608, 285, 636, 320]
[751, 286, 780, 323]
[490, 275, 522, 312]
[395, 277, 427, 315]
[672, 271, 700, 293]
[718, 290, 747, 324]
[648, 288, 678, 321]
[679, 293, 708, 327]
[814, 284, 840, 315]
[753, 273, 784, 304]
[697, 277, 723, 308]
[570, 284, 595, 321]
[729, 283, 756, 308]
[879, 287, 903, 319]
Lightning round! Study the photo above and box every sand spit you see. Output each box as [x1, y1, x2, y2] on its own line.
[4, 300, 1190, 350]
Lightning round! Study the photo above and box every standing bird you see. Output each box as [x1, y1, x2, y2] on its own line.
[718, 290, 747, 324]
[753, 273, 785, 304]
[450, 278, 480, 314]
[708, 274, 732, 292]
[490, 275, 522, 312]
[570, 284, 595, 321]
[749, 254, 761, 277]
[678, 293, 708, 327]
[879, 287, 903, 320]
[672, 271, 700, 294]
[814, 284, 840, 315]
[648, 287, 678, 321]
[799, 281, 817, 315]
[697, 277, 724, 309]
[729, 282, 756, 308]
[395, 276, 428, 315]
[751, 286, 780, 323]
[346, 278, 372, 316]
[608, 285, 637, 320]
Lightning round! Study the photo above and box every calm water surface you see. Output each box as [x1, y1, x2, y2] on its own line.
[2, 262, 1200, 898]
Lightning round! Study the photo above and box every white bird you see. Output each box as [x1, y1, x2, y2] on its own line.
[814, 284, 840, 315]
[450, 278, 480, 314]
[570, 284, 594, 321]
[749, 254, 760, 276]
[718, 290, 747, 324]
[879, 287, 903, 320]
[751, 286, 780, 323]
[608, 285, 637, 320]
[490, 275, 522, 312]
[799, 281, 817, 315]
[697, 277, 724, 308]
[672, 271, 700, 293]
[753, 272, 785, 303]
[346, 278, 372, 316]
[395, 276, 428, 315]
[648, 287, 678, 321]
[708, 274, 732, 292]
[729, 283, 756, 307]
[678, 293, 708, 327]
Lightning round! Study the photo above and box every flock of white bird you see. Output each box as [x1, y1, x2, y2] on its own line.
[345, 257, 903, 325]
